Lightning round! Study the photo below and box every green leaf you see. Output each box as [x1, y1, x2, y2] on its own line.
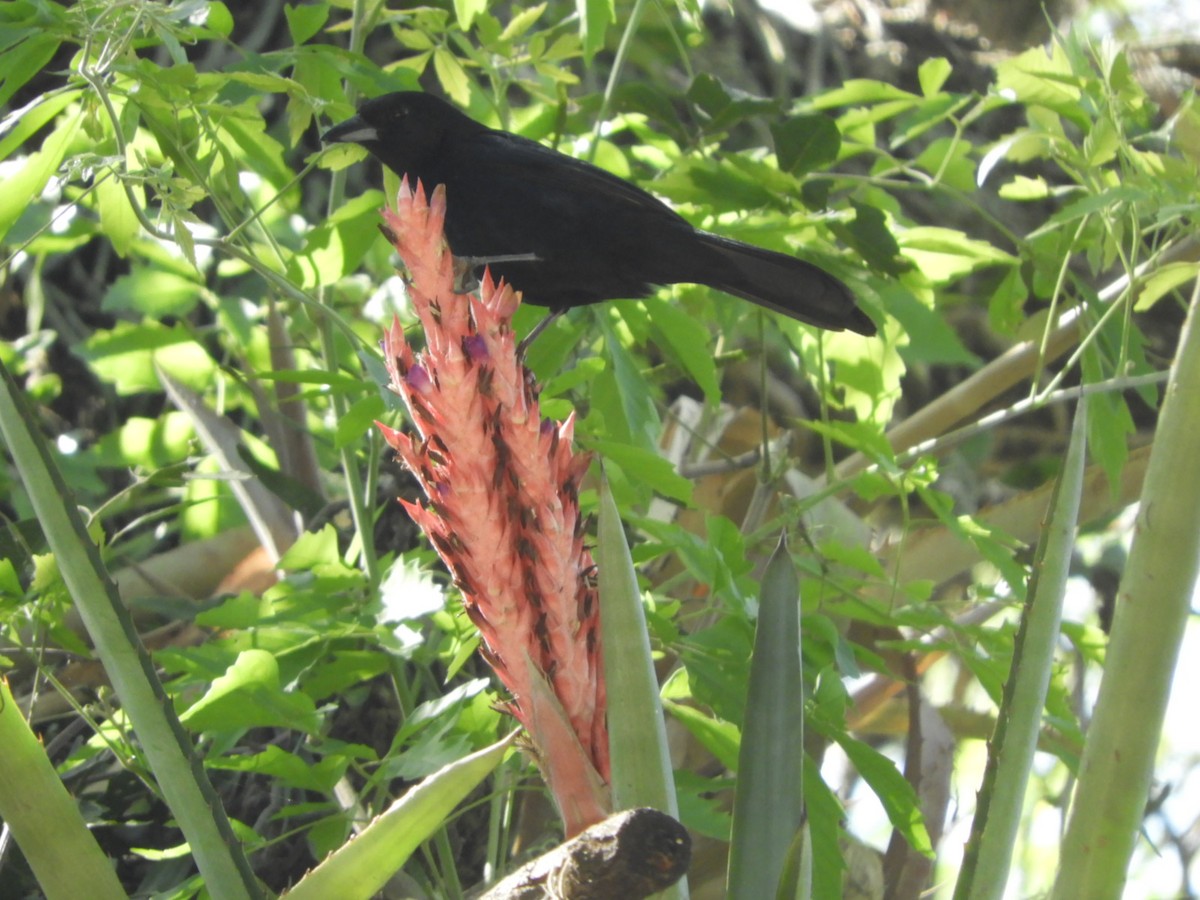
[195, 593, 269, 630]
[918, 57, 952, 96]
[285, 2, 328, 44]
[453, 0, 487, 30]
[0, 679, 127, 899]
[180, 649, 322, 734]
[587, 438, 693, 504]
[0, 89, 80, 165]
[771, 114, 840, 175]
[301, 651, 392, 702]
[0, 354, 264, 894]
[837, 202, 903, 276]
[597, 475, 679, 816]
[286, 736, 513, 900]
[295, 190, 385, 286]
[835, 732, 933, 856]
[643, 297, 720, 403]
[680, 617, 754, 725]
[101, 268, 203, 317]
[897, 226, 1016, 284]
[1083, 355, 1132, 494]
[203, 1, 233, 37]
[914, 135, 975, 191]
[1045, 183, 1146, 228]
[673, 769, 733, 841]
[687, 74, 777, 134]
[0, 109, 82, 245]
[208, 745, 348, 792]
[595, 312, 661, 448]
[432, 47, 470, 106]
[614, 83, 686, 137]
[1083, 113, 1119, 166]
[834, 335, 906, 427]
[978, 130, 1055, 186]
[539, 353, 604, 400]
[998, 174, 1054, 201]
[577, 0, 614, 62]
[335, 392, 386, 449]
[236, 445, 327, 522]
[0, 33, 60, 107]
[988, 264, 1029, 335]
[804, 754, 847, 900]
[224, 70, 298, 94]
[278, 525, 341, 570]
[94, 170, 142, 258]
[664, 697, 740, 773]
[651, 154, 779, 213]
[687, 73, 734, 119]
[887, 288, 979, 365]
[0, 555, 24, 597]
[929, 508, 1028, 596]
[386, 724, 475, 781]
[499, 3, 546, 42]
[995, 44, 1084, 123]
[1135, 262, 1199, 312]
[219, 106, 295, 190]
[727, 537, 804, 898]
[635, 515, 753, 611]
[88, 413, 194, 468]
[813, 79, 916, 108]
[76, 322, 216, 395]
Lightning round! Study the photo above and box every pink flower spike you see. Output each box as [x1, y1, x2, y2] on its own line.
[375, 181, 609, 837]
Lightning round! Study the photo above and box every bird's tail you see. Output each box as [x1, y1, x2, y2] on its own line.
[698, 232, 875, 336]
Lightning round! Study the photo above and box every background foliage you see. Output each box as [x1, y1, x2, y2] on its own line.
[1, 0, 1198, 897]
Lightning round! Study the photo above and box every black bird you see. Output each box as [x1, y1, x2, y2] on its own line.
[322, 92, 875, 336]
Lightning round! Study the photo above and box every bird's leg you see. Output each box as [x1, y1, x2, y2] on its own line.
[517, 308, 565, 357]
[445, 249, 556, 354]
[450, 253, 541, 295]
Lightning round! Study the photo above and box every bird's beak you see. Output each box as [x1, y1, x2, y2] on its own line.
[321, 114, 378, 145]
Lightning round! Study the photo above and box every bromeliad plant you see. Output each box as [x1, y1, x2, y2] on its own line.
[375, 178, 610, 837]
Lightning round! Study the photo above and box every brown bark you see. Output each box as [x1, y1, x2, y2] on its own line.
[478, 808, 690, 900]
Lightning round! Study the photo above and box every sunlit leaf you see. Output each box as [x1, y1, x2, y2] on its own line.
[285, 2, 329, 44]
[180, 649, 322, 734]
[453, 0, 487, 30]
[918, 57, 952, 96]
[432, 47, 471, 106]
[0, 110, 82, 245]
[577, 0, 614, 62]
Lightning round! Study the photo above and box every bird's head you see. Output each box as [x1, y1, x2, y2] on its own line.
[321, 91, 482, 177]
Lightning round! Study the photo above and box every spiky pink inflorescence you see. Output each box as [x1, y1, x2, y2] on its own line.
[376, 179, 609, 835]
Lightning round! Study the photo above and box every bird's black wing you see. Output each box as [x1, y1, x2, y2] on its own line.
[455, 129, 694, 226]
[431, 129, 711, 306]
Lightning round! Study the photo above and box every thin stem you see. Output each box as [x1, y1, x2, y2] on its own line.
[316, 0, 380, 583]
[758, 312, 772, 477]
[587, 0, 649, 163]
[858, 369, 1168, 482]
